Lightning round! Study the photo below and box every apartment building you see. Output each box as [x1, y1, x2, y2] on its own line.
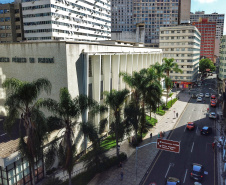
[159, 25, 201, 88]
[190, 11, 224, 40]
[192, 18, 216, 61]
[191, 11, 225, 56]
[0, 3, 24, 43]
[21, 0, 111, 41]
[219, 35, 226, 80]
[111, 0, 191, 47]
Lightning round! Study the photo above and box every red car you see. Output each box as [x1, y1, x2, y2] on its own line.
[211, 100, 216, 107]
[211, 95, 216, 99]
[186, 122, 195, 130]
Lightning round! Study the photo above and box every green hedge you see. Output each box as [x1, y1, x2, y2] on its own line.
[60, 153, 127, 185]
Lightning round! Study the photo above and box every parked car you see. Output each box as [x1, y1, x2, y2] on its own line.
[190, 163, 204, 181]
[200, 126, 212, 135]
[199, 93, 204, 97]
[205, 93, 210, 98]
[197, 97, 202, 102]
[211, 100, 216, 107]
[209, 112, 217, 119]
[186, 122, 195, 130]
[211, 94, 216, 99]
[165, 177, 181, 185]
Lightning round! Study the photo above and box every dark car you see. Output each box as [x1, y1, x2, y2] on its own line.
[165, 177, 181, 185]
[200, 126, 212, 135]
[190, 163, 204, 181]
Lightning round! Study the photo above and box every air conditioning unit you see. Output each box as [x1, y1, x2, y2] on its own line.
[55, 9, 58, 12]
[69, 13, 71, 15]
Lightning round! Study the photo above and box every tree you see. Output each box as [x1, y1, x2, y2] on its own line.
[120, 68, 161, 140]
[80, 121, 107, 172]
[163, 58, 183, 77]
[124, 101, 140, 143]
[164, 77, 173, 106]
[2, 78, 52, 185]
[104, 89, 129, 158]
[199, 58, 216, 75]
[39, 88, 100, 185]
[153, 62, 166, 81]
[152, 62, 165, 111]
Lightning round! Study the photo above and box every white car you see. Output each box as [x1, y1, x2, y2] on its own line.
[209, 112, 217, 119]
[197, 97, 202, 102]
[199, 93, 204, 97]
[205, 93, 210, 98]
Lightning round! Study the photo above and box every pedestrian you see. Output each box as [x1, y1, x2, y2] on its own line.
[212, 142, 215, 151]
[176, 112, 178, 118]
[120, 171, 124, 181]
[217, 142, 222, 151]
[118, 161, 122, 168]
[150, 133, 152, 139]
[160, 131, 163, 139]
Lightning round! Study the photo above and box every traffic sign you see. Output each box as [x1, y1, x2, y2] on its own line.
[157, 138, 180, 153]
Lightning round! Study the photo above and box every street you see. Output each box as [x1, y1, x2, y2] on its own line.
[142, 75, 218, 185]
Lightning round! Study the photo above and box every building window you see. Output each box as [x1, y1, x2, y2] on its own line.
[100, 81, 103, 100]
[89, 57, 92, 77]
[101, 56, 103, 75]
[88, 83, 92, 99]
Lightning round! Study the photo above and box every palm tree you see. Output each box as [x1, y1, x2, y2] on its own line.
[104, 89, 129, 158]
[124, 101, 140, 144]
[153, 62, 166, 82]
[163, 58, 183, 77]
[165, 77, 173, 107]
[152, 62, 165, 111]
[2, 78, 52, 185]
[121, 68, 161, 140]
[80, 121, 107, 172]
[39, 88, 100, 185]
[146, 67, 162, 118]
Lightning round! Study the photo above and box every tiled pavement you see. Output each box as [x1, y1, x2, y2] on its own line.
[88, 91, 191, 185]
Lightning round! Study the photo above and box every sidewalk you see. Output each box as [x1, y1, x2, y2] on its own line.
[88, 91, 191, 185]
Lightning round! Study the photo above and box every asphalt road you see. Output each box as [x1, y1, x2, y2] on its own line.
[142, 75, 218, 185]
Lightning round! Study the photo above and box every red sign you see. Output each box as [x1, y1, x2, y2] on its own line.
[157, 138, 180, 153]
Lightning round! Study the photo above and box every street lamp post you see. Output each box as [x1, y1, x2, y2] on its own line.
[135, 142, 157, 181]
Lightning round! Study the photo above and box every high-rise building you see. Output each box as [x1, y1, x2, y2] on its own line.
[111, 0, 191, 47]
[159, 25, 201, 86]
[0, 2, 24, 43]
[190, 11, 224, 40]
[192, 18, 216, 61]
[21, 0, 111, 41]
[190, 11, 224, 57]
[219, 35, 226, 80]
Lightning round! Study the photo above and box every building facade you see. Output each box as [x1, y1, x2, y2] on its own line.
[111, 0, 191, 47]
[0, 3, 24, 43]
[21, 0, 111, 41]
[219, 35, 226, 80]
[159, 25, 201, 87]
[0, 41, 163, 184]
[190, 11, 224, 40]
[190, 11, 225, 57]
[192, 18, 216, 61]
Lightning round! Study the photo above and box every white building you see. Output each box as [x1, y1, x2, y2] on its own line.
[159, 25, 201, 87]
[0, 41, 163, 184]
[21, 0, 111, 41]
[219, 35, 226, 80]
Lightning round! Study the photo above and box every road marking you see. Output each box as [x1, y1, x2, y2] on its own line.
[0, 133, 6, 137]
[191, 142, 194, 153]
[165, 163, 172, 178]
[196, 126, 198, 134]
[184, 125, 187, 132]
[189, 115, 191, 120]
[183, 169, 188, 183]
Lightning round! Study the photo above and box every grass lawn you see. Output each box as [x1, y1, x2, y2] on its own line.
[100, 136, 116, 151]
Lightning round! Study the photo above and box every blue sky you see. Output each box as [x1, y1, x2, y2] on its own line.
[191, 0, 226, 34]
[1, 0, 226, 34]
